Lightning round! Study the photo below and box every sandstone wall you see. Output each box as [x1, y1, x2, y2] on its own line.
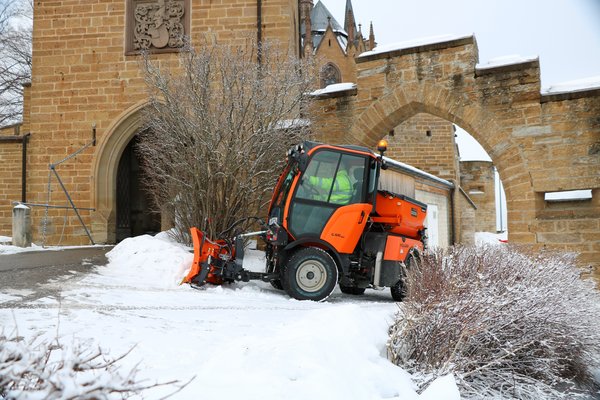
[312, 35, 600, 278]
[460, 160, 496, 233]
[0, 0, 298, 244]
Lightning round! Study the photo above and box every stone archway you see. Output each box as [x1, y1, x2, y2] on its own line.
[91, 101, 150, 243]
[311, 34, 600, 274]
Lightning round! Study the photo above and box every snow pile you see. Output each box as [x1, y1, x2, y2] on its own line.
[474, 231, 508, 246]
[99, 231, 193, 289]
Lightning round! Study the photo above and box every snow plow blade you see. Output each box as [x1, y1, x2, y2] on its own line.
[180, 227, 226, 286]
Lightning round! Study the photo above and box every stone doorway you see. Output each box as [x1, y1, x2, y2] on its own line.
[115, 135, 161, 242]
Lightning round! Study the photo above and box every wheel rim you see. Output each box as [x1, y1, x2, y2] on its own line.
[296, 259, 327, 292]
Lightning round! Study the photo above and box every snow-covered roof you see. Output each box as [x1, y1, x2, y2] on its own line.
[310, 82, 357, 96]
[358, 33, 472, 59]
[544, 189, 592, 202]
[383, 156, 454, 188]
[542, 76, 600, 95]
[476, 55, 539, 70]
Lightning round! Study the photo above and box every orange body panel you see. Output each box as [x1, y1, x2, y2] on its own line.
[320, 203, 373, 254]
[383, 236, 424, 262]
[372, 192, 426, 239]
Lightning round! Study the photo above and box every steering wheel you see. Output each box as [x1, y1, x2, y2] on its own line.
[301, 179, 322, 199]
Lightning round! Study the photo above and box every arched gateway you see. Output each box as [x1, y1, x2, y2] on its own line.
[310, 35, 600, 275]
[91, 101, 161, 244]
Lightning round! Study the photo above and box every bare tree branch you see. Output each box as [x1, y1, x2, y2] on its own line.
[138, 40, 317, 242]
[0, 0, 32, 127]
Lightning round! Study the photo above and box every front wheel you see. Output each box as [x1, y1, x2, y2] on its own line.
[281, 247, 338, 301]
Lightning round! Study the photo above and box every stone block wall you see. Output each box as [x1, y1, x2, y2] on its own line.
[0, 142, 22, 235]
[384, 113, 459, 182]
[0, 0, 298, 244]
[460, 160, 496, 233]
[312, 35, 600, 280]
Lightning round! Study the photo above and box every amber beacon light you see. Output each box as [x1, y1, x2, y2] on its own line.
[377, 139, 388, 156]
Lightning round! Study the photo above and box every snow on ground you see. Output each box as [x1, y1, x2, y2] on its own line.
[0, 237, 107, 255]
[474, 231, 508, 246]
[0, 233, 460, 399]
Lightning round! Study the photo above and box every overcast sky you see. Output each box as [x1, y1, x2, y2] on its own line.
[324, 0, 600, 88]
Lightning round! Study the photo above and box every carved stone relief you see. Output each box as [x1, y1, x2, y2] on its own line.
[126, 0, 189, 54]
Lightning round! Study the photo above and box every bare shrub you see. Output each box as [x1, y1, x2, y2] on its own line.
[388, 245, 600, 399]
[138, 40, 316, 242]
[0, 331, 187, 399]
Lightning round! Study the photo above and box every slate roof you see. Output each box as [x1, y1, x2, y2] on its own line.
[300, 1, 349, 52]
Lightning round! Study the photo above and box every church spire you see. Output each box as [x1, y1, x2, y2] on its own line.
[344, 0, 357, 41]
[368, 21, 376, 50]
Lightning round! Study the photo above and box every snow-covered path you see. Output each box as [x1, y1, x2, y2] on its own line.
[0, 233, 458, 399]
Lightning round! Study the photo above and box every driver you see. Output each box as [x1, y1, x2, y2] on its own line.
[307, 165, 352, 204]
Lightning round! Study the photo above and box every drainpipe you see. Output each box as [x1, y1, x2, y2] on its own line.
[257, 0, 262, 64]
[0, 132, 31, 202]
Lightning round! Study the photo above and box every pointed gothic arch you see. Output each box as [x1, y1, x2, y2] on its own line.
[91, 100, 159, 243]
[320, 62, 341, 87]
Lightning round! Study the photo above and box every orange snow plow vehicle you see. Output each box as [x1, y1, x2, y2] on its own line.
[181, 140, 427, 301]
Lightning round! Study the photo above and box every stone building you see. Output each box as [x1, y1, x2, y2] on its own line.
[0, 0, 599, 279]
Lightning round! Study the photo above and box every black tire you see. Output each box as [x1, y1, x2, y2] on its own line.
[339, 285, 366, 295]
[390, 278, 406, 302]
[390, 252, 420, 302]
[281, 247, 338, 301]
[270, 279, 283, 290]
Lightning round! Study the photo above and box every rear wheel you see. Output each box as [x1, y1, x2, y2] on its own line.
[390, 278, 406, 302]
[282, 247, 338, 301]
[339, 285, 366, 295]
[390, 252, 420, 302]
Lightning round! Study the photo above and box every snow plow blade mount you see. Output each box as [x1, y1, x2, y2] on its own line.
[180, 227, 227, 285]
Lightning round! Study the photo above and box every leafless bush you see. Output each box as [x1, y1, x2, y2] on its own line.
[0, 330, 186, 399]
[138, 40, 316, 242]
[388, 245, 600, 399]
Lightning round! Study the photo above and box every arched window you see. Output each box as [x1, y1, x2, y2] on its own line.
[320, 63, 341, 88]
